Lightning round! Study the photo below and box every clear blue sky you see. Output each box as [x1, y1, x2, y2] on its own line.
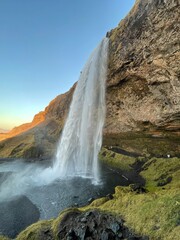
[0, 0, 135, 130]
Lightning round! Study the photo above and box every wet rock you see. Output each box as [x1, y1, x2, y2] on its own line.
[56, 209, 148, 239]
[117, 231, 123, 238]
[101, 230, 109, 240]
[111, 152, 116, 158]
[84, 211, 93, 218]
[87, 197, 94, 204]
[73, 203, 79, 207]
[106, 193, 114, 199]
[73, 195, 79, 199]
[129, 183, 146, 193]
[66, 229, 78, 240]
[109, 221, 120, 233]
[101, 151, 107, 157]
[80, 217, 87, 223]
[157, 176, 172, 186]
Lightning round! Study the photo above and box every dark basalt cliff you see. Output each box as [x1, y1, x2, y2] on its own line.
[0, 0, 179, 159]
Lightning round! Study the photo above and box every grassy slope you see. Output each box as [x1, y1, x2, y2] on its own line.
[14, 149, 180, 240]
[85, 187, 180, 240]
[0, 237, 10, 240]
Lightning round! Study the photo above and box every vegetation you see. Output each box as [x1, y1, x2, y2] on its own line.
[84, 149, 180, 239]
[4, 147, 180, 240]
[140, 157, 180, 191]
[103, 133, 180, 157]
[0, 236, 10, 240]
[16, 220, 53, 240]
[99, 147, 137, 171]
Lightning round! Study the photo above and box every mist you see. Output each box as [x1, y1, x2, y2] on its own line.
[0, 160, 57, 202]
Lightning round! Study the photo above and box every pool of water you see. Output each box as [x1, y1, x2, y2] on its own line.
[0, 158, 142, 238]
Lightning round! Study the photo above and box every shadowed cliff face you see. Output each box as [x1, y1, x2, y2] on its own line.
[105, 0, 180, 135]
[0, 0, 179, 159]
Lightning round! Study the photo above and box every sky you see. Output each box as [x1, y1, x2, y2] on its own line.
[0, 0, 135, 130]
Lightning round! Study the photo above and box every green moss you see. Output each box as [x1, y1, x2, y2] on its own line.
[79, 187, 180, 240]
[0, 236, 11, 240]
[103, 133, 180, 157]
[52, 208, 81, 240]
[140, 157, 180, 191]
[81, 155, 180, 239]
[99, 147, 137, 171]
[16, 220, 53, 240]
[81, 197, 109, 211]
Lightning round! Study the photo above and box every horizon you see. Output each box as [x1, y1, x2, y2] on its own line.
[0, 0, 135, 130]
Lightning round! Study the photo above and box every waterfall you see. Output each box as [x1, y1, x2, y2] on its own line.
[53, 37, 109, 183]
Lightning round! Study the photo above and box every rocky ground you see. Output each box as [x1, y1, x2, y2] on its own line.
[13, 209, 148, 240]
[51, 209, 148, 240]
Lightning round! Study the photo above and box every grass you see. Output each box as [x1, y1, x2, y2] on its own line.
[16, 220, 53, 240]
[0, 236, 10, 240]
[16, 208, 81, 240]
[99, 147, 138, 171]
[85, 150, 180, 239]
[140, 157, 180, 191]
[0, 134, 35, 158]
[103, 133, 180, 157]
[81, 186, 180, 240]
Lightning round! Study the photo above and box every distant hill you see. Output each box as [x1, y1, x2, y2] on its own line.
[0, 112, 45, 141]
[0, 83, 76, 158]
[0, 128, 10, 134]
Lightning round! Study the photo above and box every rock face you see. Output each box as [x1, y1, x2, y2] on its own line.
[0, 0, 179, 158]
[105, 0, 180, 135]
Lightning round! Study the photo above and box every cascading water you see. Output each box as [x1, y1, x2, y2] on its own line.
[53, 37, 109, 183]
[0, 38, 109, 203]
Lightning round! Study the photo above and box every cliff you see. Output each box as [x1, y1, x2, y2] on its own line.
[0, 111, 45, 142]
[103, 0, 180, 156]
[105, 0, 180, 135]
[0, 84, 75, 158]
[0, 0, 179, 159]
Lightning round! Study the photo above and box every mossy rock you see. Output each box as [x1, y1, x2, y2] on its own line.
[103, 133, 180, 157]
[16, 220, 53, 240]
[52, 208, 81, 239]
[140, 157, 180, 191]
[0, 236, 11, 240]
[99, 147, 138, 171]
[85, 187, 180, 239]
[23, 146, 43, 159]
